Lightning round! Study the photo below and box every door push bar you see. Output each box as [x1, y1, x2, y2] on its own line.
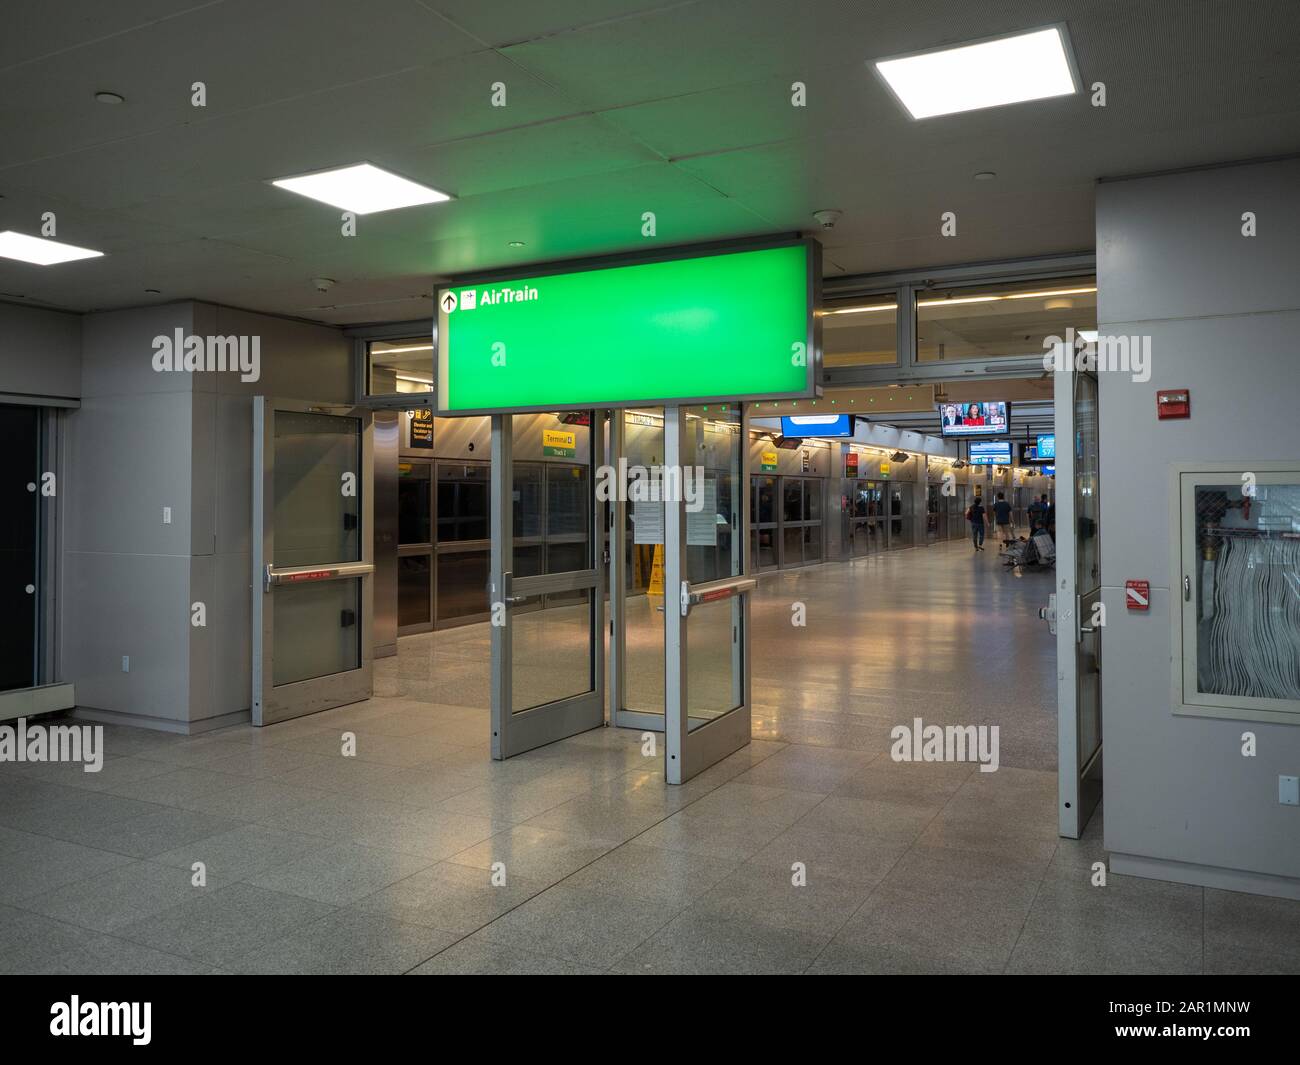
[264, 561, 374, 592]
[679, 576, 757, 617]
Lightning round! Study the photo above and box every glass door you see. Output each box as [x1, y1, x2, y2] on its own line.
[1052, 367, 1102, 837]
[252, 399, 374, 726]
[663, 404, 753, 784]
[0, 404, 40, 694]
[490, 412, 605, 759]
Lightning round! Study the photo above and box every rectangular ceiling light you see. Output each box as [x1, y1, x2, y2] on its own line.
[874, 26, 1078, 120]
[271, 163, 450, 214]
[0, 230, 104, 265]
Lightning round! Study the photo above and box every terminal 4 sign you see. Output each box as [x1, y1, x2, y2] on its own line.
[436, 239, 820, 416]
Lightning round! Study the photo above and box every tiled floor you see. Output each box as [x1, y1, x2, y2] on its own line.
[2, 541, 1298, 974]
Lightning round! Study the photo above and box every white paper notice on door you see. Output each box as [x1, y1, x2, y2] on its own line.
[632, 500, 664, 545]
[687, 480, 719, 547]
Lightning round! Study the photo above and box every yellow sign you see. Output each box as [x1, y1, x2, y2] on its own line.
[880, 461, 891, 475]
[542, 428, 576, 457]
[760, 449, 778, 472]
[647, 544, 664, 597]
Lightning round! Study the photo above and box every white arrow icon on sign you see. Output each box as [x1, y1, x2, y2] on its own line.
[441, 292, 457, 313]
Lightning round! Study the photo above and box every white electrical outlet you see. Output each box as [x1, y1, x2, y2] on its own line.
[1280, 776, 1299, 807]
[121, 656, 130, 673]
[162, 506, 172, 524]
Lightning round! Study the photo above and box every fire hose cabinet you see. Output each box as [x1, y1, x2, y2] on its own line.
[1172, 462, 1300, 724]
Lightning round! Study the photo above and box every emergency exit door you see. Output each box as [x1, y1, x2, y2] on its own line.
[252, 398, 374, 725]
[1051, 366, 1102, 837]
[489, 412, 605, 758]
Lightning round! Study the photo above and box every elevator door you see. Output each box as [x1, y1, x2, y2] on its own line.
[0, 405, 40, 693]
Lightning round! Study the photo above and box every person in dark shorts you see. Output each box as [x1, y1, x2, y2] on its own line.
[993, 491, 1013, 546]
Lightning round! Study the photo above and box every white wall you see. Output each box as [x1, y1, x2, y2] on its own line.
[0, 300, 81, 399]
[63, 304, 198, 728]
[1097, 158, 1300, 897]
[64, 301, 352, 731]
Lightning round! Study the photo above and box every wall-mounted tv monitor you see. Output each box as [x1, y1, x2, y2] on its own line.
[781, 413, 854, 438]
[1043, 465, 1056, 477]
[938, 401, 1009, 437]
[969, 440, 1012, 465]
[1036, 433, 1056, 459]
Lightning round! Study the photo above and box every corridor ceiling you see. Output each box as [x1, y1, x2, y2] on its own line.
[2, 0, 1298, 324]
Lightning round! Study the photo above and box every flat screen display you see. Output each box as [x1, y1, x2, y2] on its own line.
[1036, 433, 1056, 459]
[969, 440, 1012, 465]
[939, 401, 1009, 437]
[781, 414, 854, 438]
[1043, 465, 1056, 476]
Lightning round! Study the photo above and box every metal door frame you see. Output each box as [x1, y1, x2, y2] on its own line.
[663, 404, 753, 784]
[1053, 367, 1102, 837]
[490, 412, 605, 759]
[252, 397, 374, 726]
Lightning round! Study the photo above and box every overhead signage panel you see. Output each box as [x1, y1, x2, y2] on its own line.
[436, 239, 819, 415]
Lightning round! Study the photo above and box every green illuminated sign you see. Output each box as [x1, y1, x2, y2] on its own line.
[436, 240, 819, 415]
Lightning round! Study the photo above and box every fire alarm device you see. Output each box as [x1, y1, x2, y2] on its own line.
[1156, 389, 1189, 419]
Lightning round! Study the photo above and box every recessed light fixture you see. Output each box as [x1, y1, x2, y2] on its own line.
[508, 241, 525, 247]
[873, 26, 1078, 120]
[145, 288, 161, 294]
[974, 171, 997, 181]
[270, 163, 450, 214]
[0, 231, 104, 265]
[94, 91, 125, 104]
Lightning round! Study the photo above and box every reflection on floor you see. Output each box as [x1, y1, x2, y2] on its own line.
[1, 541, 1297, 974]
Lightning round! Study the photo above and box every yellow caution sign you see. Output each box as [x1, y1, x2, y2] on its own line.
[647, 544, 664, 597]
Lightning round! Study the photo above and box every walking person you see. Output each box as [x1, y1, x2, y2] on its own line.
[967, 495, 987, 551]
[992, 491, 1013, 547]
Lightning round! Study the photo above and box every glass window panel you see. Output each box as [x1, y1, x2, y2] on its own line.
[755, 476, 777, 524]
[397, 554, 431, 627]
[1193, 483, 1300, 702]
[1075, 373, 1100, 588]
[783, 526, 803, 565]
[681, 405, 742, 582]
[366, 338, 433, 396]
[435, 549, 488, 621]
[273, 578, 360, 685]
[917, 276, 1096, 363]
[397, 462, 431, 544]
[511, 589, 594, 712]
[803, 479, 821, 521]
[822, 293, 898, 368]
[686, 598, 743, 725]
[546, 465, 588, 540]
[513, 463, 543, 539]
[803, 523, 822, 561]
[273, 411, 360, 567]
[782, 478, 802, 522]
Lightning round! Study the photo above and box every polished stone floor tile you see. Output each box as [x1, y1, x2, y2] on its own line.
[474, 883, 682, 968]
[24, 860, 200, 933]
[117, 882, 337, 967]
[353, 861, 548, 935]
[615, 905, 831, 975]
[244, 842, 434, 906]
[447, 824, 617, 883]
[408, 935, 604, 975]
[232, 908, 457, 975]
